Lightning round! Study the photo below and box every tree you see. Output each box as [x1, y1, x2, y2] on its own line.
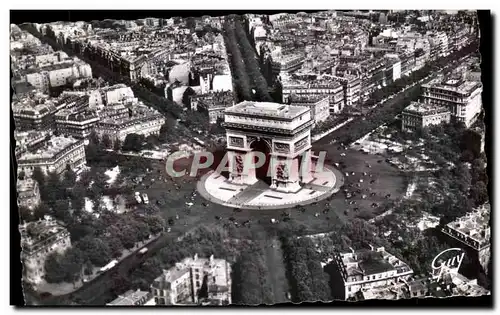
[144, 215, 166, 234]
[120, 225, 139, 249]
[44, 252, 66, 283]
[19, 206, 34, 222]
[122, 133, 145, 152]
[470, 181, 489, 206]
[18, 171, 26, 180]
[62, 164, 77, 188]
[113, 138, 122, 151]
[106, 237, 124, 258]
[32, 167, 45, 186]
[102, 134, 113, 150]
[61, 247, 84, 286]
[33, 203, 50, 220]
[76, 236, 112, 267]
[53, 199, 72, 224]
[182, 87, 196, 108]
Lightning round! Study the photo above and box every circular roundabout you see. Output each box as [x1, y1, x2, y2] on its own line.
[197, 165, 344, 210]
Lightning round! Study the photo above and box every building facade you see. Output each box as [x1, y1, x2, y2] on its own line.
[190, 91, 234, 124]
[17, 178, 41, 210]
[333, 245, 414, 300]
[55, 109, 100, 139]
[401, 102, 451, 132]
[282, 81, 344, 113]
[20, 216, 72, 284]
[421, 76, 482, 128]
[97, 111, 165, 143]
[289, 95, 330, 125]
[17, 136, 86, 176]
[441, 203, 491, 271]
[151, 254, 231, 306]
[107, 290, 153, 306]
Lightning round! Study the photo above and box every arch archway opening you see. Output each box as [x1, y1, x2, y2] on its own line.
[250, 139, 272, 185]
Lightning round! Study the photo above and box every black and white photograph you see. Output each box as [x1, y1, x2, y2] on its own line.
[9, 7, 493, 308]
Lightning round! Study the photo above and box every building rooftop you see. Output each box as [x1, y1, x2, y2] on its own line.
[225, 101, 309, 119]
[403, 101, 450, 116]
[18, 136, 80, 161]
[17, 178, 38, 193]
[444, 203, 490, 248]
[341, 246, 412, 278]
[20, 215, 68, 250]
[357, 250, 395, 275]
[423, 76, 482, 94]
[107, 290, 151, 306]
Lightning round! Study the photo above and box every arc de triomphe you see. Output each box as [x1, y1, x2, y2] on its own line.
[222, 101, 315, 193]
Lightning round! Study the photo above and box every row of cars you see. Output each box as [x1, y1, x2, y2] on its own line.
[134, 192, 149, 204]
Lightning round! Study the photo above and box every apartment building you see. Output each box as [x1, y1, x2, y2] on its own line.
[441, 203, 491, 269]
[190, 91, 234, 124]
[333, 245, 414, 300]
[151, 254, 231, 306]
[272, 53, 306, 74]
[283, 81, 344, 113]
[97, 107, 165, 142]
[17, 178, 41, 210]
[421, 76, 482, 127]
[289, 95, 330, 124]
[23, 59, 92, 93]
[55, 109, 100, 139]
[17, 136, 86, 176]
[20, 216, 72, 284]
[107, 290, 154, 306]
[401, 102, 451, 132]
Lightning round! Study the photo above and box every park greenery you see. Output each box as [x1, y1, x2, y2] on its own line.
[281, 237, 332, 303]
[223, 17, 273, 103]
[20, 132, 165, 285]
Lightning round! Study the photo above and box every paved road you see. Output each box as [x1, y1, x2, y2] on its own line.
[263, 238, 289, 304]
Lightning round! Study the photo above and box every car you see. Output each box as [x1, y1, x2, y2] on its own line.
[371, 203, 378, 208]
[370, 180, 376, 184]
[385, 194, 391, 199]
[340, 153, 346, 157]
[215, 216, 222, 220]
[370, 192, 377, 197]
[362, 195, 367, 199]
[351, 172, 355, 175]
[354, 207, 360, 212]
[202, 202, 209, 207]
[314, 213, 320, 217]
[345, 172, 349, 177]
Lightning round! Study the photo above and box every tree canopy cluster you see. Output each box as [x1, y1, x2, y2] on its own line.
[231, 244, 275, 305]
[281, 237, 332, 303]
[223, 17, 272, 103]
